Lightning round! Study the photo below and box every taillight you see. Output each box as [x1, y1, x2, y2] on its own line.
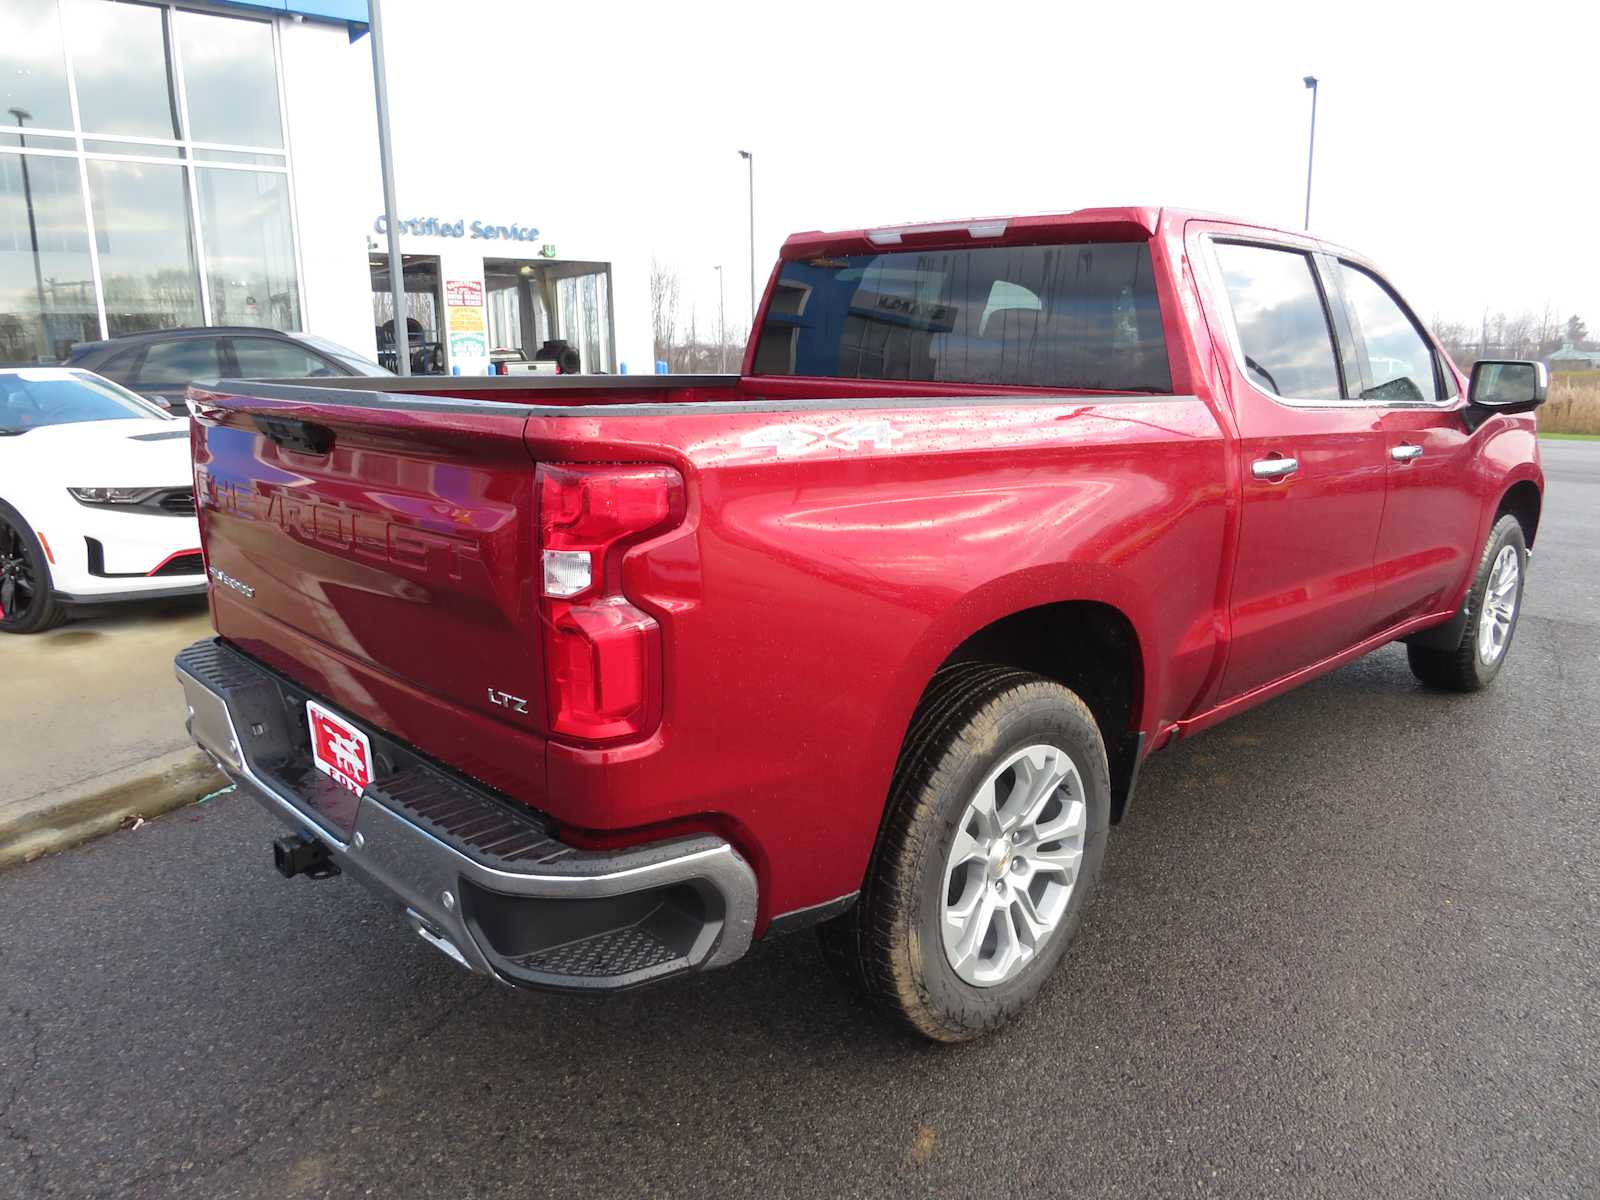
[536, 464, 685, 743]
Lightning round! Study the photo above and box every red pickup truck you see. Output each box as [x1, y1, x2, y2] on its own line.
[175, 207, 1547, 1041]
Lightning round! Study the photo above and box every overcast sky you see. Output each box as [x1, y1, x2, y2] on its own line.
[379, 0, 1600, 339]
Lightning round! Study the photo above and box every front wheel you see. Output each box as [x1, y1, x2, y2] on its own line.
[0, 502, 64, 635]
[819, 664, 1110, 1042]
[1407, 514, 1527, 692]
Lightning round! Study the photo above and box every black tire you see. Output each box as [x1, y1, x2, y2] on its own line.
[819, 663, 1110, 1042]
[0, 501, 64, 635]
[1407, 514, 1526, 692]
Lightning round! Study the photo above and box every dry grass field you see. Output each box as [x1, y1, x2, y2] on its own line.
[1541, 373, 1600, 435]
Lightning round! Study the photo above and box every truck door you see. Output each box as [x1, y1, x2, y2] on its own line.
[1331, 258, 1479, 627]
[1190, 228, 1390, 699]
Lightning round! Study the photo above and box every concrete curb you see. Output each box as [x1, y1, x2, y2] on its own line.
[0, 748, 226, 870]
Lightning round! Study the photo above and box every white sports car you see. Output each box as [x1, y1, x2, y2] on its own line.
[1, 367, 206, 634]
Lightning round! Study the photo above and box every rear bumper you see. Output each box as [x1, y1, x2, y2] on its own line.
[174, 638, 757, 991]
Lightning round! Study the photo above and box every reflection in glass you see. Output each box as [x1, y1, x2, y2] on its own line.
[1, 0, 73, 132]
[0, 370, 165, 432]
[1, 152, 97, 362]
[556, 271, 612, 372]
[66, 0, 179, 139]
[0, 132, 76, 151]
[757, 244, 1171, 391]
[87, 159, 201, 334]
[1337, 263, 1438, 403]
[84, 140, 185, 159]
[192, 149, 285, 167]
[176, 11, 283, 148]
[196, 168, 299, 328]
[1214, 242, 1342, 401]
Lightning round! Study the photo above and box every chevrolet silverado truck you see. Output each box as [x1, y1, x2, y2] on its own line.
[174, 207, 1547, 1041]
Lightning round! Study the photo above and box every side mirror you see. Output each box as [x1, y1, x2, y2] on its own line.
[1468, 360, 1548, 415]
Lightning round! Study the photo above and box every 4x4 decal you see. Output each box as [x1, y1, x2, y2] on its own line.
[740, 419, 902, 456]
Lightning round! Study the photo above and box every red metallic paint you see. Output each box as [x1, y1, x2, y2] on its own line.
[187, 207, 1541, 932]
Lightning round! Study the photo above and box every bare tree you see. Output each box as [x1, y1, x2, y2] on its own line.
[650, 259, 681, 369]
[1534, 302, 1561, 358]
[1501, 311, 1534, 360]
[681, 307, 700, 374]
[1430, 314, 1475, 366]
[650, 258, 750, 373]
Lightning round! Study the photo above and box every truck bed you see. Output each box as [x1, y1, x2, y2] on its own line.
[186, 372, 1228, 923]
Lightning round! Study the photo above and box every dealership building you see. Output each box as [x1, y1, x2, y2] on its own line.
[2, 0, 652, 377]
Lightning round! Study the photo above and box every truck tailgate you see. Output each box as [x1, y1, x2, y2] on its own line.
[189, 387, 547, 796]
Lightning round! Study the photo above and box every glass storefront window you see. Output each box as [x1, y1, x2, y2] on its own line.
[87, 159, 201, 333]
[1, 152, 98, 362]
[0, 133, 75, 152]
[193, 150, 285, 167]
[175, 10, 283, 148]
[0, 3, 302, 357]
[65, 0, 179, 140]
[83, 139, 184, 158]
[1, 0, 73, 132]
[196, 167, 299, 329]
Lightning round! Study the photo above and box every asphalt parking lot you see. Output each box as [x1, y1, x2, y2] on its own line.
[3, 440, 1597, 1200]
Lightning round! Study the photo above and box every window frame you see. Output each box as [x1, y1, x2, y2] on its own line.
[1203, 233, 1457, 412]
[1204, 235, 1353, 406]
[1331, 257, 1456, 409]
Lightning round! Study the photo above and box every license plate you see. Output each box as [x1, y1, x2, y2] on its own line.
[306, 699, 374, 796]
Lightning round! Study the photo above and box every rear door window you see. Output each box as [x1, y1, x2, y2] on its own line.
[1336, 263, 1440, 403]
[1213, 242, 1344, 402]
[229, 338, 340, 379]
[131, 338, 225, 389]
[752, 242, 1171, 392]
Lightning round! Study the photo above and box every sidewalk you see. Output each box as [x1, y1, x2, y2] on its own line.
[1, 599, 224, 866]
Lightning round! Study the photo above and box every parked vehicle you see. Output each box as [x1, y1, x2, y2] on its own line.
[174, 207, 1546, 1040]
[1, 368, 204, 633]
[65, 328, 390, 412]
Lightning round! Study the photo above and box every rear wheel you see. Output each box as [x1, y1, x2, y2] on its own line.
[1407, 514, 1526, 692]
[0, 503, 64, 635]
[819, 664, 1110, 1042]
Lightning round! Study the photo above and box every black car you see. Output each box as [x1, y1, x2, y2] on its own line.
[64, 327, 391, 411]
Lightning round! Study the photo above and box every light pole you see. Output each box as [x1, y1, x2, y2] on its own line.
[1302, 75, 1318, 231]
[368, 0, 410, 375]
[713, 264, 727, 373]
[738, 150, 754, 320]
[9, 108, 49, 359]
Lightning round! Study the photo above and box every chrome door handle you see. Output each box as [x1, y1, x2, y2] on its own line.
[1391, 443, 1424, 462]
[1251, 456, 1299, 479]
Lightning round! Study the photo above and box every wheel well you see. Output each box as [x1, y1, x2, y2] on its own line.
[1496, 480, 1542, 549]
[941, 601, 1144, 822]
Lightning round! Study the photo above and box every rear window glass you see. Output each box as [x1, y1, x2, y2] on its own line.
[752, 242, 1171, 392]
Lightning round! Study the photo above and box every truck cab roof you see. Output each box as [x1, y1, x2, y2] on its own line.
[781, 205, 1352, 259]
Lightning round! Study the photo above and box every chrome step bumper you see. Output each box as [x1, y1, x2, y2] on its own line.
[174, 638, 757, 991]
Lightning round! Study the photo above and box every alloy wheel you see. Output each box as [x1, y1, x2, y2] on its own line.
[940, 743, 1087, 988]
[0, 518, 37, 624]
[1477, 544, 1520, 665]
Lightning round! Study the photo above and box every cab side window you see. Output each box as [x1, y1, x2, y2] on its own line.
[1337, 263, 1439, 403]
[1214, 242, 1344, 402]
[229, 338, 338, 379]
